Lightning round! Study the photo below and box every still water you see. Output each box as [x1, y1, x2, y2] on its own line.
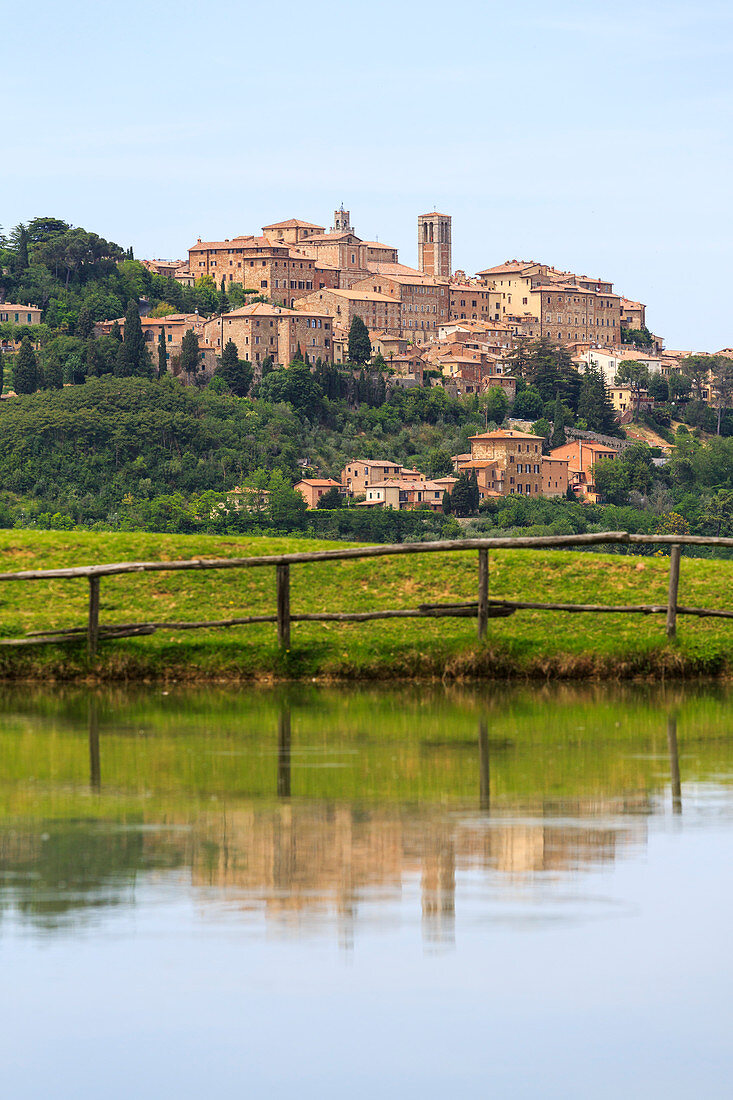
[0, 684, 731, 1098]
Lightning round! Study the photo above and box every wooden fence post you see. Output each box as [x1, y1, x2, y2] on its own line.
[276, 564, 290, 649]
[87, 576, 100, 658]
[666, 544, 682, 639]
[477, 549, 489, 641]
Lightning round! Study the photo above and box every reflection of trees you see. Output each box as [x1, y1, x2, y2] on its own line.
[0, 824, 183, 930]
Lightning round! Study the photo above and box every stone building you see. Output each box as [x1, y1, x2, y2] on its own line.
[202, 302, 333, 369]
[351, 272, 449, 340]
[295, 287, 401, 336]
[418, 212, 452, 278]
[475, 260, 625, 348]
[453, 429, 543, 497]
[188, 235, 318, 306]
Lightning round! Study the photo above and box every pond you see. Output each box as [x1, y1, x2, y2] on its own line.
[0, 683, 731, 1098]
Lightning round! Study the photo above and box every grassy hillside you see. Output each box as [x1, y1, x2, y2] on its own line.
[0, 530, 730, 681]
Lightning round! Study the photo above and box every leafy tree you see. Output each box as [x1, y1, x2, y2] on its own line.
[372, 351, 387, 371]
[549, 392, 567, 449]
[615, 360, 650, 416]
[668, 372, 692, 401]
[348, 315, 371, 364]
[117, 300, 152, 377]
[75, 304, 95, 339]
[648, 374, 669, 402]
[441, 490, 452, 515]
[216, 339, 253, 397]
[512, 385, 544, 420]
[484, 385, 508, 424]
[13, 336, 39, 394]
[531, 417, 551, 438]
[268, 469, 307, 529]
[450, 471, 473, 517]
[180, 328, 200, 375]
[711, 357, 733, 435]
[44, 350, 64, 389]
[422, 446, 454, 478]
[157, 330, 168, 375]
[679, 354, 715, 401]
[577, 366, 617, 434]
[702, 489, 733, 536]
[316, 485, 344, 509]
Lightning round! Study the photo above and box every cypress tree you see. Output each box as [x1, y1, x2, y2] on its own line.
[348, 315, 371, 364]
[13, 336, 39, 394]
[469, 469, 480, 513]
[117, 300, 151, 377]
[450, 471, 473, 517]
[16, 225, 29, 273]
[157, 330, 168, 375]
[549, 392, 567, 449]
[85, 338, 101, 380]
[110, 320, 122, 343]
[442, 490, 452, 515]
[75, 305, 95, 339]
[180, 328, 200, 375]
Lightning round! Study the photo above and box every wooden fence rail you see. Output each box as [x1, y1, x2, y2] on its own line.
[0, 531, 730, 657]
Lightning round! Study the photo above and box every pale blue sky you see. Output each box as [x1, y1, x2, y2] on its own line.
[5, 0, 733, 349]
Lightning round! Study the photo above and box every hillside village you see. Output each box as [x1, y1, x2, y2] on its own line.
[1, 208, 732, 525]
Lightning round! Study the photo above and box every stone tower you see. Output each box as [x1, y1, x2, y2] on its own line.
[418, 212, 452, 278]
[332, 204, 352, 233]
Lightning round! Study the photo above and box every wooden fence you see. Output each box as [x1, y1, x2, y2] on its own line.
[0, 531, 731, 657]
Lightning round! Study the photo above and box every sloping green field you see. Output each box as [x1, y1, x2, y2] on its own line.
[0, 530, 729, 681]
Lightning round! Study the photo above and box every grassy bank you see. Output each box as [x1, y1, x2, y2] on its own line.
[0, 530, 730, 682]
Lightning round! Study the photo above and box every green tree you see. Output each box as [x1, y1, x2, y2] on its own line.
[615, 360, 650, 416]
[648, 374, 669, 402]
[679, 353, 715, 401]
[468, 469, 480, 513]
[423, 446, 454, 478]
[44, 349, 64, 389]
[157, 330, 168, 375]
[484, 385, 508, 424]
[15, 224, 29, 273]
[512, 385, 544, 420]
[711, 357, 733, 435]
[180, 328, 200, 375]
[348, 315, 371, 364]
[117, 300, 152, 377]
[450, 471, 473, 517]
[13, 336, 39, 394]
[316, 485, 344, 509]
[441, 490, 452, 515]
[549, 392, 567, 448]
[75, 305, 95, 339]
[216, 339, 253, 397]
[268, 470, 307, 529]
[577, 366, 617, 434]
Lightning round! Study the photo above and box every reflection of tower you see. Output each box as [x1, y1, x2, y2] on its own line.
[332, 204, 352, 233]
[418, 211, 452, 278]
[421, 833, 455, 947]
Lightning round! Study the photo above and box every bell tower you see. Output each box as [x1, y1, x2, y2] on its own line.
[332, 204, 352, 233]
[418, 212, 452, 278]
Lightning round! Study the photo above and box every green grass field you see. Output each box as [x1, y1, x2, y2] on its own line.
[0, 530, 730, 681]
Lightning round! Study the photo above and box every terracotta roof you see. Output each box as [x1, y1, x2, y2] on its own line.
[222, 303, 330, 318]
[189, 235, 255, 251]
[296, 478, 340, 487]
[300, 231, 361, 244]
[476, 260, 539, 276]
[360, 241, 397, 250]
[367, 262, 425, 277]
[318, 288, 396, 303]
[469, 429, 539, 441]
[262, 218, 325, 230]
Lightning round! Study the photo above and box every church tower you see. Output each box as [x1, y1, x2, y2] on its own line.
[332, 204, 353, 233]
[418, 212, 451, 278]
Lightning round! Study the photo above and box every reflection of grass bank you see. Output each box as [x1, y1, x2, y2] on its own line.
[0, 531, 730, 682]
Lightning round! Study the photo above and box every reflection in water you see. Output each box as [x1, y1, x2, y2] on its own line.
[0, 685, 728, 942]
[667, 714, 682, 814]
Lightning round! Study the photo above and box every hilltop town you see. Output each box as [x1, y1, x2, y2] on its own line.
[0, 209, 731, 537]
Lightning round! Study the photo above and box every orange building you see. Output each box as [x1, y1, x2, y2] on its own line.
[295, 478, 341, 508]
